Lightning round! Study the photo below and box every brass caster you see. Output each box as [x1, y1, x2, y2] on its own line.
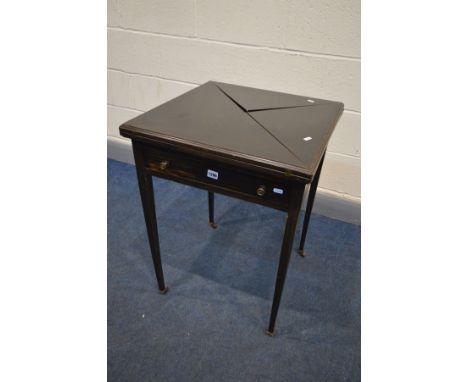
[159, 287, 169, 294]
[265, 329, 275, 337]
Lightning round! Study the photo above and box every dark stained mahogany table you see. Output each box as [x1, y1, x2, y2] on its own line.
[120, 81, 344, 335]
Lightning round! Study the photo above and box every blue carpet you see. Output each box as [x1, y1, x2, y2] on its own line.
[108, 159, 361, 381]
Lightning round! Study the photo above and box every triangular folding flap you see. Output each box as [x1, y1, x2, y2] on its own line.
[249, 103, 342, 169]
[215, 82, 323, 112]
[125, 82, 305, 168]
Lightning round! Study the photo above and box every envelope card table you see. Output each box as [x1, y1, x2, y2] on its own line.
[120, 81, 344, 335]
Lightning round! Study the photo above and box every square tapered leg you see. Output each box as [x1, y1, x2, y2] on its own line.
[298, 152, 325, 257]
[266, 185, 304, 335]
[133, 141, 168, 294]
[208, 191, 217, 228]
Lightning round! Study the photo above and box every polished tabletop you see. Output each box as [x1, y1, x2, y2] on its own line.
[120, 81, 344, 181]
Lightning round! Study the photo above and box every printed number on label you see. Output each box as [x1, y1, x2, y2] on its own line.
[207, 169, 219, 180]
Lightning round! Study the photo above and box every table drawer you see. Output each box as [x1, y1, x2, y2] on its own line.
[141, 145, 291, 209]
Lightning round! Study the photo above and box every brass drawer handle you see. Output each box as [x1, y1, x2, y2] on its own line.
[256, 185, 266, 197]
[160, 160, 169, 170]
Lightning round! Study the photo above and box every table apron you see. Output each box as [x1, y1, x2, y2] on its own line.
[136, 141, 301, 212]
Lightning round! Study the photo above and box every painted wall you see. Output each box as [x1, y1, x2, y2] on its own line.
[107, 0, 361, 214]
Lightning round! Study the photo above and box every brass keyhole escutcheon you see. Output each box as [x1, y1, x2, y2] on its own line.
[160, 160, 169, 170]
[256, 185, 266, 197]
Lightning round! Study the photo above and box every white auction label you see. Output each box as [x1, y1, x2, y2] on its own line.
[207, 169, 218, 180]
